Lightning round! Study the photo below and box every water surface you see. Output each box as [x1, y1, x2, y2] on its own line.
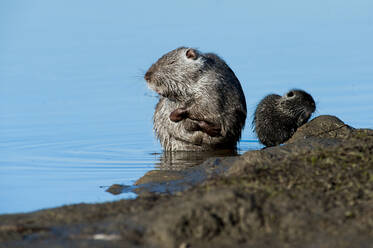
[1, 0, 372, 214]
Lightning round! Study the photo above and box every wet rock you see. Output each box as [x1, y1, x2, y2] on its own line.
[135, 170, 185, 185]
[133, 156, 237, 195]
[105, 184, 132, 195]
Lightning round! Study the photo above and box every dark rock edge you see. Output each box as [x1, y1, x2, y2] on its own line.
[0, 115, 372, 248]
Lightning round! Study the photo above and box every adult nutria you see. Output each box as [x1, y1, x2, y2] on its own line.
[145, 47, 247, 151]
[253, 89, 316, 147]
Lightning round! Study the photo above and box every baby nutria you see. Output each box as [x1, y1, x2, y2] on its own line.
[144, 47, 247, 151]
[253, 89, 316, 147]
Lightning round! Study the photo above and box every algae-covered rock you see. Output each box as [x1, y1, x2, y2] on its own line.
[286, 115, 354, 142]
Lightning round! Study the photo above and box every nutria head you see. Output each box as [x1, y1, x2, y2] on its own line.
[144, 47, 205, 101]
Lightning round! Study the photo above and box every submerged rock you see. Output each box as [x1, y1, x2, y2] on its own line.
[0, 115, 372, 248]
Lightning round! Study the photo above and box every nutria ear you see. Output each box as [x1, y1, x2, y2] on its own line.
[186, 48, 198, 60]
[286, 91, 295, 98]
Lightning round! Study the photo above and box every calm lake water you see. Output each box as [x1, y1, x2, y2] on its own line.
[1, 0, 372, 214]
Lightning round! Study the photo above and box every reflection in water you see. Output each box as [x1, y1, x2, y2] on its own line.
[105, 149, 239, 196]
[155, 150, 238, 170]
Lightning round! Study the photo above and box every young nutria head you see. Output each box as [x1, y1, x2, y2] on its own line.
[279, 89, 316, 127]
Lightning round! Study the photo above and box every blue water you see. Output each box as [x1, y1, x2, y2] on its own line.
[1, 0, 372, 214]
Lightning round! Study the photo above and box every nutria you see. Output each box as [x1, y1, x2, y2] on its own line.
[253, 89, 316, 147]
[144, 47, 247, 151]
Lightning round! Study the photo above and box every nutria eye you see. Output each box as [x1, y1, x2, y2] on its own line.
[287, 91, 295, 98]
[186, 49, 198, 60]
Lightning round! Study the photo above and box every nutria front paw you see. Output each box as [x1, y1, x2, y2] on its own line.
[198, 121, 221, 137]
[169, 108, 189, 122]
[183, 119, 221, 137]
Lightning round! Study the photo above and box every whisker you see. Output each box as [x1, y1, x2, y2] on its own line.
[144, 92, 159, 98]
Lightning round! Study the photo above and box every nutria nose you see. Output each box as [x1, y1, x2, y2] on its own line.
[145, 71, 152, 81]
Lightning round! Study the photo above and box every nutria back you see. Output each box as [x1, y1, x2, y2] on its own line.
[145, 47, 247, 151]
[253, 89, 316, 147]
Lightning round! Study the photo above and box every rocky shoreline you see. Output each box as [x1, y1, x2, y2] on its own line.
[1, 115, 372, 248]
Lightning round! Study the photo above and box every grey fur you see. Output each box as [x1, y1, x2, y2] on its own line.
[253, 89, 316, 147]
[145, 47, 247, 151]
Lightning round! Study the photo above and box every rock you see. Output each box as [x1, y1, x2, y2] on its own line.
[286, 115, 354, 143]
[105, 184, 132, 195]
